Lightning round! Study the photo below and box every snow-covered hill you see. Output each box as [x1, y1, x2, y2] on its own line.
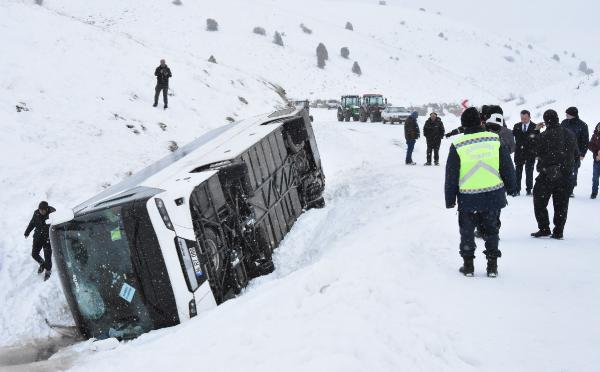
[1, 0, 599, 369]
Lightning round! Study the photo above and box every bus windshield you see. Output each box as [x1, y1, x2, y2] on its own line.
[52, 207, 154, 339]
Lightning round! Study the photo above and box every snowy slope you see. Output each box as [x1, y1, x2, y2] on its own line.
[1, 0, 599, 366]
[51, 109, 600, 372]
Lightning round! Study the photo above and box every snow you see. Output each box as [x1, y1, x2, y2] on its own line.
[64, 109, 600, 371]
[1, 0, 599, 370]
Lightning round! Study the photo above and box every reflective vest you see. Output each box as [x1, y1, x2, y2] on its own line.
[452, 132, 503, 194]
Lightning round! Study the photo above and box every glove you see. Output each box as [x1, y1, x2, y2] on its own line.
[24, 233, 29, 238]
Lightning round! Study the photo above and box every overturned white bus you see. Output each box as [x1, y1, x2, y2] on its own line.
[49, 108, 325, 340]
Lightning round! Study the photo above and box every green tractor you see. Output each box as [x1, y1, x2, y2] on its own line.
[359, 94, 387, 122]
[337, 95, 361, 122]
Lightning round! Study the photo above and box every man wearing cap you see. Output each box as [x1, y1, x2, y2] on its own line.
[24, 201, 56, 281]
[513, 110, 539, 196]
[532, 110, 578, 239]
[445, 107, 516, 277]
[561, 107, 589, 196]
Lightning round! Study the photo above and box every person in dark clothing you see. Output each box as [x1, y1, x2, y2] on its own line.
[445, 107, 517, 277]
[531, 110, 579, 240]
[513, 110, 540, 196]
[24, 201, 56, 281]
[423, 112, 445, 165]
[561, 107, 589, 196]
[404, 112, 420, 165]
[153, 59, 172, 109]
[588, 122, 600, 199]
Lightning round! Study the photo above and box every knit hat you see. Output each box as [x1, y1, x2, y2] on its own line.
[566, 107, 578, 117]
[38, 201, 49, 210]
[461, 107, 481, 127]
[543, 109, 559, 125]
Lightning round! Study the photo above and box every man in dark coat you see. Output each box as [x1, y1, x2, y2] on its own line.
[512, 110, 539, 196]
[588, 122, 600, 199]
[561, 107, 589, 196]
[404, 111, 420, 165]
[531, 110, 579, 240]
[445, 107, 516, 277]
[24, 201, 56, 280]
[423, 112, 445, 165]
[153, 59, 172, 109]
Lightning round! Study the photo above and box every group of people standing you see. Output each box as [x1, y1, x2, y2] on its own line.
[403, 104, 598, 278]
[404, 111, 445, 166]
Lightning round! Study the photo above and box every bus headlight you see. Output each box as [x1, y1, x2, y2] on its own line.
[155, 198, 174, 231]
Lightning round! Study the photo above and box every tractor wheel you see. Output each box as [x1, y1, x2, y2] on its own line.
[337, 110, 344, 122]
[382, 118, 387, 124]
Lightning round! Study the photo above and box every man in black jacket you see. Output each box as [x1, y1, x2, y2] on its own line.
[24, 201, 56, 280]
[423, 112, 445, 165]
[153, 59, 172, 109]
[513, 110, 539, 196]
[404, 112, 420, 165]
[561, 107, 589, 196]
[531, 110, 579, 240]
[445, 107, 516, 277]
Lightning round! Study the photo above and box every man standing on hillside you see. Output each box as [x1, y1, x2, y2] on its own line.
[404, 111, 420, 165]
[513, 110, 539, 196]
[154, 59, 172, 109]
[445, 107, 516, 278]
[423, 112, 445, 166]
[24, 201, 56, 281]
[561, 107, 589, 197]
[531, 110, 578, 239]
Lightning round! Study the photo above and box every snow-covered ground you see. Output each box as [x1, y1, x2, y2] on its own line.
[18, 108, 600, 371]
[1, 0, 599, 370]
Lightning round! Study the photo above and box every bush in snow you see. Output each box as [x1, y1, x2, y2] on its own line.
[352, 61, 362, 75]
[208, 55, 217, 64]
[34, 0, 43, 4]
[579, 61, 594, 75]
[206, 18, 218, 31]
[345, 22, 354, 31]
[273, 31, 284, 46]
[340, 47, 350, 59]
[438, 32, 444, 38]
[419, 7, 426, 11]
[572, 52, 576, 58]
[172, 0, 182, 5]
[300, 23, 313, 34]
[238, 96, 248, 104]
[504, 56, 515, 63]
[528, 44, 533, 50]
[379, 1, 387, 5]
[253, 26, 266, 36]
[168, 141, 179, 152]
[552, 54, 560, 62]
[592, 79, 599, 87]
[317, 43, 328, 68]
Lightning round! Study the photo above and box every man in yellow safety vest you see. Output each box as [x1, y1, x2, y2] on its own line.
[445, 107, 516, 277]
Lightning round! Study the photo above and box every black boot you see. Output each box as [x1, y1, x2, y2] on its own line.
[44, 271, 51, 281]
[486, 258, 498, 278]
[531, 229, 551, 238]
[459, 258, 474, 277]
[551, 229, 564, 240]
[153, 102, 158, 107]
[37, 264, 45, 274]
[592, 193, 597, 199]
